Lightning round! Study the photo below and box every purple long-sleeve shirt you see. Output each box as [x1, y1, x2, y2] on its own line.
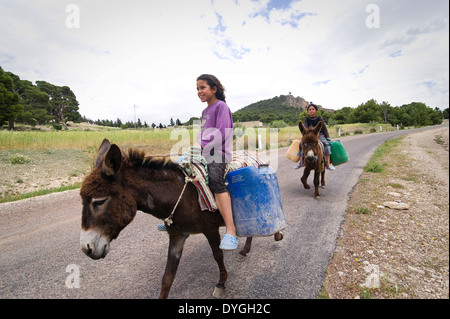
[197, 100, 233, 163]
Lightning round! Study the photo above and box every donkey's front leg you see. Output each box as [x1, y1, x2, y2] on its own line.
[313, 169, 321, 199]
[159, 233, 189, 299]
[301, 167, 311, 189]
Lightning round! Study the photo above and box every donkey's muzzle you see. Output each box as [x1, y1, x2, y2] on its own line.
[80, 229, 110, 260]
[304, 150, 317, 163]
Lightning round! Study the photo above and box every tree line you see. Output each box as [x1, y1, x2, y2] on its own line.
[1, 67, 185, 130]
[233, 95, 447, 127]
[306, 99, 446, 128]
[81, 116, 183, 129]
[1, 66, 82, 130]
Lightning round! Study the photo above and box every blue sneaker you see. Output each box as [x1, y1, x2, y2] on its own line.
[156, 224, 167, 231]
[293, 162, 304, 169]
[219, 233, 238, 250]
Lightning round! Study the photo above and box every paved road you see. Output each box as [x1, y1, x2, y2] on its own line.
[0, 125, 442, 299]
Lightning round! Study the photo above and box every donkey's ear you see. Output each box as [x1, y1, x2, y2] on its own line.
[102, 144, 122, 177]
[313, 121, 323, 135]
[96, 139, 111, 167]
[298, 121, 306, 134]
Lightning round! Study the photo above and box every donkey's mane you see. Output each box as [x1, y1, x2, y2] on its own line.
[128, 149, 179, 171]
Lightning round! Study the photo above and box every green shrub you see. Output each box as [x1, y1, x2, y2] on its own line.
[270, 120, 287, 129]
[9, 153, 31, 164]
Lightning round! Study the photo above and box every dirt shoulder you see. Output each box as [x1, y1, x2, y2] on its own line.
[322, 125, 449, 299]
[0, 149, 94, 201]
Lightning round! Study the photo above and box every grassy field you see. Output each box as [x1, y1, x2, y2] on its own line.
[0, 128, 174, 152]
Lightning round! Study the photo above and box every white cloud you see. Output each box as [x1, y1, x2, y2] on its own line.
[0, 0, 448, 126]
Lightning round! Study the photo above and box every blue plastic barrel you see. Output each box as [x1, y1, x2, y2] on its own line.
[226, 165, 286, 237]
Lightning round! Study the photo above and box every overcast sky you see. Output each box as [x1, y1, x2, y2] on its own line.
[1, 0, 448, 125]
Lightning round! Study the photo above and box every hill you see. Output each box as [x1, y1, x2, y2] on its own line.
[232, 94, 327, 125]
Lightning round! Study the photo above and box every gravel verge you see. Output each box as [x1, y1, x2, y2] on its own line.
[322, 125, 449, 299]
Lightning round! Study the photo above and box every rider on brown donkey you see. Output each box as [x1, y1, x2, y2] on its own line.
[294, 103, 335, 171]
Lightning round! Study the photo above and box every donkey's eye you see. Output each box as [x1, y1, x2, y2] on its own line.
[92, 197, 108, 210]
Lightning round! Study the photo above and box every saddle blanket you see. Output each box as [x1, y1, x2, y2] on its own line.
[178, 151, 267, 212]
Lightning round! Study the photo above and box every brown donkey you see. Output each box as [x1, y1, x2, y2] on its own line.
[80, 139, 282, 298]
[298, 121, 325, 199]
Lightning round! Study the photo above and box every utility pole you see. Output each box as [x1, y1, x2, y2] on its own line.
[134, 104, 137, 130]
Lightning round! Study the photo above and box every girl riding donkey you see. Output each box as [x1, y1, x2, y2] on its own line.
[158, 74, 238, 251]
[80, 75, 284, 298]
[294, 103, 335, 171]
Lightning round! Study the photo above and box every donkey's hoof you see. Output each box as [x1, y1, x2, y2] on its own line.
[315, 195, 321, 200]
[303, 184, 310, 189]
[274, 232, 283, 241]
[237, 253, 249, 262]
[213, 286, 226, 299]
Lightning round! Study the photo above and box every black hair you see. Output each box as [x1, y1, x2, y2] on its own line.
[197, 74, 226, 102]
[308, 103, 318, 110]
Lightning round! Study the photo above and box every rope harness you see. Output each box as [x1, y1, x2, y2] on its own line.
[164, 146, 204, 227]
[164, 175, 192, 226]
